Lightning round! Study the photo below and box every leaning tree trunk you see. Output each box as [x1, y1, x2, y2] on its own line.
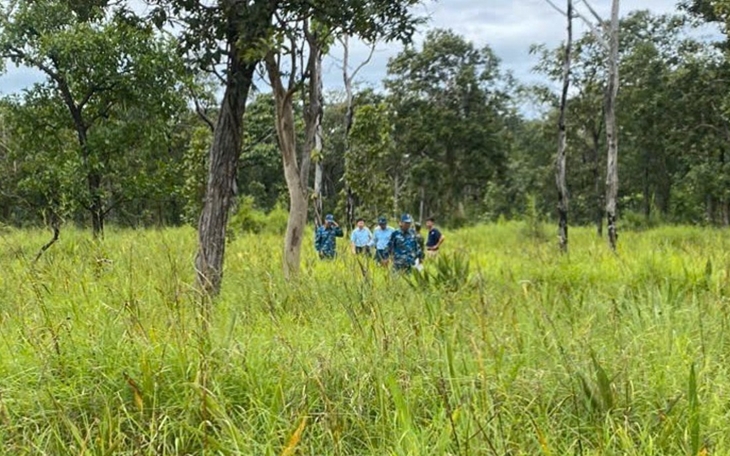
[555, 0, 572, 253]
[195, 50, 256, 295]
[605, 0, 620, 251]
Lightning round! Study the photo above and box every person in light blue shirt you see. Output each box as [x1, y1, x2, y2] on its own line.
[350, 218, 373, 255]
[371, 216, 395, 265]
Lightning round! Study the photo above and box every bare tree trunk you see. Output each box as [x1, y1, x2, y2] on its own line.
[313, 156, 323, 226]
[592, 130, 603, 236]
[267, 55, 305, 278]
[195, 50, 256, 295]
[341, 34, 375, 228]
[311, 45, 325, 227]
[342, 34, 357, 228]
[556, 0, 572, 253]
[266, 23, 323, 279]
[605, 0, 620, 251]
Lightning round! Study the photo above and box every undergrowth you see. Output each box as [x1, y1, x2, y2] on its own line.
[0, 222, 729, 454]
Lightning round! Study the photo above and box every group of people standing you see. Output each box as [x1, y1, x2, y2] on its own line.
[314, 213, 445, 272]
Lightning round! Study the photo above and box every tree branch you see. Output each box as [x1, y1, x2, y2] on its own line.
[579, 0, 604, 24]
[187, 86, 215, 131]
[543, 0, 607, 49]
[349, 42, 376, 83]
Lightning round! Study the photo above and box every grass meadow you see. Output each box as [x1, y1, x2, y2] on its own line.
[1, 222, 730, 455]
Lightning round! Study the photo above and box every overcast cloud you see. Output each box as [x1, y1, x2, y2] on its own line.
[0, 0, 719, 98]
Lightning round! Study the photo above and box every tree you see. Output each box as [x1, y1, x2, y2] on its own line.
[346, 102, 398, 221]
[147, 0, 279, 294]
[555, 0, 573, 252]
[0, 0, 188, 236]
[386, 29, 511, 224]
[263, 0, 422, 278]
[544, 0, 620, 249]
[340, 35, 375, 226]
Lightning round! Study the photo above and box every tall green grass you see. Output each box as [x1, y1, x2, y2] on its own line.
[1, 222, 729, 454]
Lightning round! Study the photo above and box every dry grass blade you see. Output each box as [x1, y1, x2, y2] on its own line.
[281, 415, 308, 456]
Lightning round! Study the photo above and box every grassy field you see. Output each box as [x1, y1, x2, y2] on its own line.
[1, 222, 729, 455]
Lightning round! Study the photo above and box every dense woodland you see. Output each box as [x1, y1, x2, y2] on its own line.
[1, 0, 729, 234]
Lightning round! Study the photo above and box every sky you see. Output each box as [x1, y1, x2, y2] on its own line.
[0, 0, 720, 99]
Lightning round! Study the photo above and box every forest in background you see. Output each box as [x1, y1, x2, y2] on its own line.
[0, 0, 729, 235]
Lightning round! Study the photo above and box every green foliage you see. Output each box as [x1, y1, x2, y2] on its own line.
[385, 29, 513, 222]
[346, 103, 397, 220]
[181, 125, 211, 225]
[0, 0, 190, 230]
[408, 250, 471, 293]
[228, 196, 288, 240]
[520, 194, 549, 242]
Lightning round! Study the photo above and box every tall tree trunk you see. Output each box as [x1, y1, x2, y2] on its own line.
[605, 0, 620, 251]
[195, 50, 256, 295]
[592, 130, 603, 236]
[276, 90, 307, 278]
[555, 0, 572, 253]
[313, 158, 323, 226]
[342, 34, 357, 228]
[266, 24, 323, 278]
[310, 42, 325, 227]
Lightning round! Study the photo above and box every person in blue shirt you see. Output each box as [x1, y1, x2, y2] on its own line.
[315, 214, 343, 259]
[350, 218, 373, 255]
[371, 216, 395, 265]
[388, 213, 424, 272]
[425, 217, 445, 257]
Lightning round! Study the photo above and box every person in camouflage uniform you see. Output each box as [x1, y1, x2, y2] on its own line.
[315, 214, 343, 259]
[388, 213, 424, 272]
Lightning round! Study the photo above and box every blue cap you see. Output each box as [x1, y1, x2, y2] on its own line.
[377, 216, 387, 224]
[400, 213, 413, 223]
[325, 214, 334, 222]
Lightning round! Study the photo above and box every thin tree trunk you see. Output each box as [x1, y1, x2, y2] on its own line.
[592, 130, 603, 236]
[313, 158, 323, 226]
[195, 50, 256, 295]
[556, 0, 572, 253]
[88, 171, 104, 237]
[34, 214, 60, 263]
[605, 0, 620, 251]
[310, 39, 325, 227]
[342, 34, 356, 228]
